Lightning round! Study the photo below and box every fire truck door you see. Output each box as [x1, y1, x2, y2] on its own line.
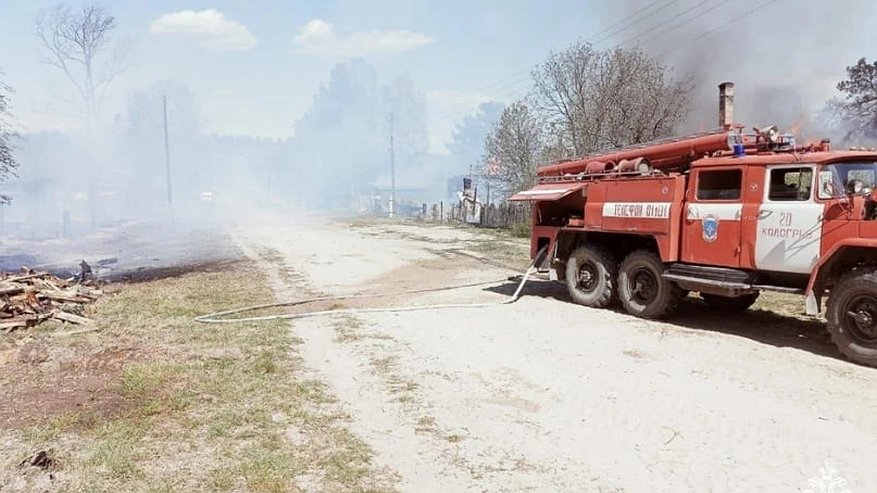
[753, 165, 822, 274]
[682, 167, 744, 268]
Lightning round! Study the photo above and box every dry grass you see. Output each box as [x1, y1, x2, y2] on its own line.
[464, 240, 530, 271]
[752, 291, 818, 320]
[0, 261, 396, 493]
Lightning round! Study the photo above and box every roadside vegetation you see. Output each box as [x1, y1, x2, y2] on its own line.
[0, 261, 395, 493]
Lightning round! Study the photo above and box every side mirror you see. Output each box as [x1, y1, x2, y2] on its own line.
[817, 171, 836, 200]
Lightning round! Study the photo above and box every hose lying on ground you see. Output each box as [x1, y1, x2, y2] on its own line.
[194, 246, 548, 324]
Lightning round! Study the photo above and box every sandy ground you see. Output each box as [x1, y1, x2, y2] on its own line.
[232, 211, 877, 492]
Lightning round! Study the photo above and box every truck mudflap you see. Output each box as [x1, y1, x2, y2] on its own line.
[805, 292, 819, 316]
[509, 183, 585, 202]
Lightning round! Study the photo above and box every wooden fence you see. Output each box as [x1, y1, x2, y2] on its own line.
[418, 201, 530, 229]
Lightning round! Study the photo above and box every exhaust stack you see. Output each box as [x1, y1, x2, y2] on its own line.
[719, 81, 734, 128]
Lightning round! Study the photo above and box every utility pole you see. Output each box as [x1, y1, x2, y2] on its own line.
[388, 112, 396, 218]
[162, 95, 173, 215]
[486, 178, 491, 207]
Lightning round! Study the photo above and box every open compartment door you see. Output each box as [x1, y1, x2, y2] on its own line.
[509, 183, 585, 202]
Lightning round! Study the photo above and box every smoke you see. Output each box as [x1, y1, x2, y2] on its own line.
[283, 59, 436, 214]
[591, 0, 877, 140]
[0, 72, 295, 276]
[10, 0, 874, 273]
[5, 79, 277, 234]
[2, 56, 449, 256]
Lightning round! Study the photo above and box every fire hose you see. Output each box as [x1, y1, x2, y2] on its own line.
[193, 246, 548, 324]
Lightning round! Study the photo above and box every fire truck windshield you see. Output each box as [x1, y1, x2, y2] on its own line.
[819, 161, 877, 197]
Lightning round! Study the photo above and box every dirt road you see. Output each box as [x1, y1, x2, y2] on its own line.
[233, 212, 877, 492]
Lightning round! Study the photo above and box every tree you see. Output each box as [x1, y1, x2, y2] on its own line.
[382, 75, 428, 168]
[35, 4, 128, 133]
[113, 81, 205, 212]
[289, 60, 429, 209]
[447, 101, 504, 173]
[531, 41, 690, 156]
[292, 60, 384, 207]
[830, 57, 877, 141]
[484, 101, 543, 195]
[118, 80, 203, 142]
[0, 73, 18, 196]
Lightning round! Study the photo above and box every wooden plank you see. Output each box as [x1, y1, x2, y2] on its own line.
[52, 311, 93, 325]
[0, 284, 24, 296]
[2, 272, 49, 283]
[40, 291, 91, 303]
[0, 316, 34, 331]
[73, 287, 103, 299]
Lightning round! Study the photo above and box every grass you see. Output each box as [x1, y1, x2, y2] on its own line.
[333, 315, 365, 343]
[1, 261, 395, 493]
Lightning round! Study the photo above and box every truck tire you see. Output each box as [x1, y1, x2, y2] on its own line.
[618, 250, 682, 319]
[565, 245, 617, 308]
[701, 292, 759, 312]
[826, 270, 877, 367]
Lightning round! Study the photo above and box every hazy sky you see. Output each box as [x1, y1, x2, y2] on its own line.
[3, 0, 877, 152]
[1, 0, 602, 152]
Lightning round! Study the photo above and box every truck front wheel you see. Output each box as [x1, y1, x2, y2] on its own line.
[826, 270, 877, 367]
[565, 245, 617, 308]
[618, 250, 682, 319]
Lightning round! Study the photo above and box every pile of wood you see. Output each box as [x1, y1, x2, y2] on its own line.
[0, 269, 102, 332]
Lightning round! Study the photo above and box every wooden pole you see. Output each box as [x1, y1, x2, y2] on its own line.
[163, 95, 173, 215]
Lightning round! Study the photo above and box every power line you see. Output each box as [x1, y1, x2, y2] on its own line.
[462, 0, 681, 103]
[440, 0, 776, 115]
[657, 0, 783, 57]
[617, 0, 725, 48]
[591, 0, 681, 46]
[585, 0, 669, 42]
[482, 2, 705, 105]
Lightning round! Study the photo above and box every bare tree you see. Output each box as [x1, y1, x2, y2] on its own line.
[483, 101, 544, 195]
[0, 72, 18, 193]
[35, 4, 128, 133]
[531, 41, 690, 156]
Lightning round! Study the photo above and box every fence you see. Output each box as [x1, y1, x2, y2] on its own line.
[418, 201, 531, 229]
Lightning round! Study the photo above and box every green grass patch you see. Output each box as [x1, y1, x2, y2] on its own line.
[3, 260, 396, 493]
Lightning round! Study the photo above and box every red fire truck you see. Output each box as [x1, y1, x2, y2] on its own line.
[511, 83, 877, 367]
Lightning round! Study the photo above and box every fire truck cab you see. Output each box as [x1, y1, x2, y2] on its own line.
[513, 121, 877, 367]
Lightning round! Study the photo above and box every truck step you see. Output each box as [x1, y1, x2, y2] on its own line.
[751, 284, 804, 295]
[665, 263, 753, 284]
[662, 265, 806, 297]
[661, 273, 751, 290]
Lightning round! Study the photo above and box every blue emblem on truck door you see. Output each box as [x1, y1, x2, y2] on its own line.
[702, 215, 719, 242]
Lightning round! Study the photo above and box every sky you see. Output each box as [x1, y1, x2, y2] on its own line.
[3, 0, 877, 153]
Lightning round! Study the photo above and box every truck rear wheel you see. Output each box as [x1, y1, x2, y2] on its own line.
[826, 270, 877, 367]
[565, 245, 617, 308]
[618, 250, 682, 319]
[701, 292, 759, 312]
